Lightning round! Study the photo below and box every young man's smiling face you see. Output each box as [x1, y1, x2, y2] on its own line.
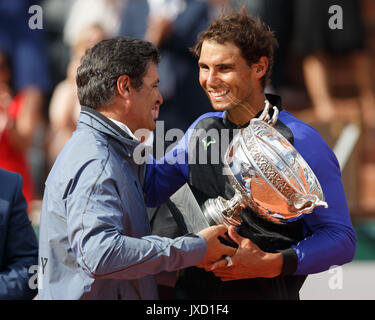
[198, 40, 263, 117]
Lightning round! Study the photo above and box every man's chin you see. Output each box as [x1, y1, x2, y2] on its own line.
[134, 125, 154, 142]
[148, 120, 156, 132]
[210, 101, 232, 111]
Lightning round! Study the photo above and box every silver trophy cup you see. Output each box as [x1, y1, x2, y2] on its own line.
[202, 101, 328, 226]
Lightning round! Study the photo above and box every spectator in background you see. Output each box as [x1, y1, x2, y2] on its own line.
[0, 51, 36, 206]
[119, 0, 212, 133]
[293, 0, 375, 122]
[41, 0, 76, 90]
[0, 0, 51, 204]
[63, 0, 124, 49]
[238, 0, 293, 92]
[0, 168, 38, 300]
[47, 24, 107, 166]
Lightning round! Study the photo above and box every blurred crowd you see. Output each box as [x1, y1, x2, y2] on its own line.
[1, 0, 375, 219]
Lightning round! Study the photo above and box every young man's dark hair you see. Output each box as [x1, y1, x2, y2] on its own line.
[76, 37, 160, 109]
[192, 7, 278, 88]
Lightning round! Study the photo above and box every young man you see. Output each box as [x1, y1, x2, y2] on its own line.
[145, 9, 356, 299]
[37, 37, 235, 300]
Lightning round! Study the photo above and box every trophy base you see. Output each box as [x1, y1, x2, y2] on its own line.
[202, 196, 243, 227]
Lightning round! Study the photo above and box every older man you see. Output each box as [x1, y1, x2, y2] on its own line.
[37, 37, 234, 300]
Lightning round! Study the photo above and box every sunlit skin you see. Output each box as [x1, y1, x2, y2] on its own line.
[198, 40, 269, 126]
[124, 62, 163, 132]
[99, 62, 163, 133]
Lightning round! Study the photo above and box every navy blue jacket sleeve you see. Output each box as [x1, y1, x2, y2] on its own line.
[144, 128, 191, 207]
[0, 172, 38, 300]
[143, 113, 216, 207]
[279, 112, 357, 275]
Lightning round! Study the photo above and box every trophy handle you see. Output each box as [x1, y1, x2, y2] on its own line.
[291, 193, 328, 215]
[258, 100, 279, 126]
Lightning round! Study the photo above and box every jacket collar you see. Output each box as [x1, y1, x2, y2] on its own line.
[78, 106, 141, 155]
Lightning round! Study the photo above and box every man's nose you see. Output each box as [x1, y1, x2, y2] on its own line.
[156, 89, 163, 105]
[206, 70, 221, 87]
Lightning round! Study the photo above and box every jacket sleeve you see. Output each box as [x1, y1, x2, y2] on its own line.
[281, 125, 357, 275]
[143, 146, 188, 208]
[143, 122, 197, 207]
[0, 174, 38, 300]
[66, 158, 206, 280]
[144, 113, 210, 207]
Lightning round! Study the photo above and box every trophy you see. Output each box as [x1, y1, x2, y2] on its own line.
[201, 100, 328, 226]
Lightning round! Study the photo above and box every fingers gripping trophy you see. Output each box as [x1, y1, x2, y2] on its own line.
[201, 100, 328, 227]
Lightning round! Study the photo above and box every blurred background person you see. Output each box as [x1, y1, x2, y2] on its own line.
[291, 0, 375, 217]
[0, 0, 51, 210]
[0, 51, 36, 207]
[45, 0, 123, 166]
[47, 24, 107, 166]
[234, 0, 293, 94]
[63, 0, 124, 49]
[293, 0, 375, 123]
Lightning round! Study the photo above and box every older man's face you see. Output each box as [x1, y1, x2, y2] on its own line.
[127, 63, 163, 133]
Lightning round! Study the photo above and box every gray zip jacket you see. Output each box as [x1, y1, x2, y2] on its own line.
[38, 107, 206, 300]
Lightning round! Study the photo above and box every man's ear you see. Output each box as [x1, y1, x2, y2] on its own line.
[116, 75, 131, 98]
[253, 56, 269, 79]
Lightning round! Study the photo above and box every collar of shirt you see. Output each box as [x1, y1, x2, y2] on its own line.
[107, 117, 139, 141]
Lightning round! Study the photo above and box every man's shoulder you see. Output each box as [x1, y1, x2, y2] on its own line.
[63, 127, 110, 159]
[0, 169, 21, 198]
[278, 110, 337, 167]
[279, 110, 313, 129]
[46, 129, 112, 186]
[279, 110, 324, 142]
[0, 168, 20, 183]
